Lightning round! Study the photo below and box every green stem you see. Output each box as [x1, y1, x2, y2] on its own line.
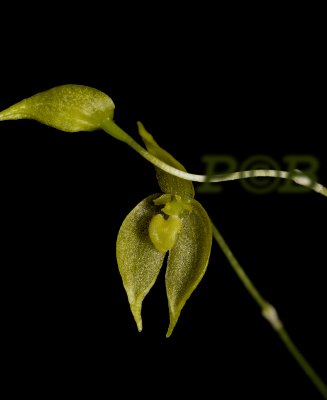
[211, 221, 327, 399]
[277, 328, 327, 399]
[100, 118, 327, 198]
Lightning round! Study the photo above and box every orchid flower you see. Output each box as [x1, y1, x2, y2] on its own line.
[116, 122, 212, 337]
[1, 84, 326, 397]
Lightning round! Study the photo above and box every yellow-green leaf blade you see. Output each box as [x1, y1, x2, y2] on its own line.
[137, 121, 195, 199]
[116, 194, 166, 332]
[0, 84, 115, 132]
[165, 199, 212, 337]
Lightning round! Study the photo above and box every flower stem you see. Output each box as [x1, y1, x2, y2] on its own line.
[211, 221, 327, 399]
[100, 119, 327, 197]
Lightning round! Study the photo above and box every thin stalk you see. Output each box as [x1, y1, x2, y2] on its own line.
[211, 221, 327, 399]
[101, 118, 327, 197]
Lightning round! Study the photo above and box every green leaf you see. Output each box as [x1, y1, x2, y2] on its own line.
[137, 121, 195, 199]
[165, 199, 212, 337]
[0, 84, 115, 132]
[116, 194, 166, 332]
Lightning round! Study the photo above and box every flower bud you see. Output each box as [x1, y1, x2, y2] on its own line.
[0, 84, 115, 132]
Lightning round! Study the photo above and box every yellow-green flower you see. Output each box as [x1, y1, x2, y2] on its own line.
[117, 123, 212, 337]
[0, 84, 212, 337]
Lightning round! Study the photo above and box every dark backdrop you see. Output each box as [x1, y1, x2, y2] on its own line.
[1, 5, 326, 399]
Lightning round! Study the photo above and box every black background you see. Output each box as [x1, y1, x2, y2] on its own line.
[1, 4, 326, 399]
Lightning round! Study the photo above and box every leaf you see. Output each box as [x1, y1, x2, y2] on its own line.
[0, 84, 115, 132]
[165, 199, 212, 337]
[137, 121, 195, 199]
[116, 194, 166, 332]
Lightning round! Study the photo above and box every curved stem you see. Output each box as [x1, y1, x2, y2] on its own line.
[101, 119, 327, 198]
[211, 221, 327, 399]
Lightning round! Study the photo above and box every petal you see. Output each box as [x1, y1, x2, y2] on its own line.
[116, 194, 166, 332]
[165, 199, 212, 337]
[137, 121, 195, 199]
[0, 84, 115, 132]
